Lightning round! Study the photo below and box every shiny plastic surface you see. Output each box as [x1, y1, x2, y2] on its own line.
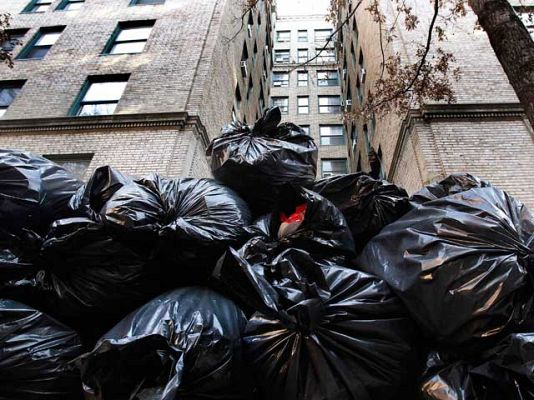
[206, 107, 318, 215]
[0, 299, 83, 400]
[313, 173, 409, 253]
[79, 287, 248, 400]
[214, 247, 418, 400]
[358, 187, 534, 348]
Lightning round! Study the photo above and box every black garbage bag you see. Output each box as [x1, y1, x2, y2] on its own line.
[313, 173, 410, 253]
[249, 185, 355, 261]
[358, 187, 534, 349]
[78, 287, 249, 400]
[0, 299, 84, 400]
[410, 173, 491, 206]
[1, 217, 163, 344]
[0, 149, 82, 235]
[206, 107, 318, 215]
[214, 247, 419, 400]
[421, 333, 534, 399]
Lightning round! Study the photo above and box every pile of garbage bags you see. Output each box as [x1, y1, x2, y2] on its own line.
[1, 108, 533, 400]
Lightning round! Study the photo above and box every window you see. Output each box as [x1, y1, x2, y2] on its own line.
[277, 30, 290, 42]
[247, 75, 254, 99]
[235, 84, 242, 108]
[321, 159, 348, 178]
[17, 27, 64, 60]
[297, 71, 308, 87]
[298, 30, 308, 42]
[314, 29, 333, 42]
[247, 12, 253, 38]
[316, 48, 336, 63]
[274, 49, 290, 64]
[317, 70, 339, 86]
[298, 96, 309, 114]
[74, 75, 129, 116]
[297, 49, 308, 63]
[131, 0, 165, 5]
[45, 154, 93, 180]
[320, 125, 345, 145]
[300, 125, 310, 135]
[56, 0, 84, 10]
[517, 9, 534, 38]
[0, 81, 25, 118]
[319, 96, 341, 113]
[1, 29, 28, 53]
[271, 96, 289, 114]
[104, 21, 154, 55]
[24, 0, 52, 13]
[272, 72, 289, 87]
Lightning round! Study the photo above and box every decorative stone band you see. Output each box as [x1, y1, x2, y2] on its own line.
[388, 103, 528, 182]
[0, 112, 210, 149]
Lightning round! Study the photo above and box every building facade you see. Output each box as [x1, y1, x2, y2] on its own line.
[271, 11, 349, 178]
[337, 0, 534, 208]
[0, 0, 272, 179]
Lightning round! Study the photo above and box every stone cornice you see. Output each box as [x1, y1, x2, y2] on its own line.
[0, 112, 210, 148]
[388, 103, 526, 181]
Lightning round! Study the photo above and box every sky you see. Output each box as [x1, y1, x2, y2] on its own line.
[275, 0, 330, 16]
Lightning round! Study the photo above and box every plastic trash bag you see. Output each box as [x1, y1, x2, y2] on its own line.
[313, 173, 409, 253]
[214, 247, 419, 400]
[206, 107, 318, 215]
[250, 185, 355, 261]
[0, 149, 82, 235]
[358, 187, 534, 348]
[0, 299, 84, 400]
[410, 173, 491, 206]
[421, 333, 534, 399]
[78, 287, 249, 400]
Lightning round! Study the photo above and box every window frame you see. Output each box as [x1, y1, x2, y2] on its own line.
[317, 70, 339, 86]
[1, 29, 28, 54]
[276, 30, 291, 42]
[272, 71, 289, 87]
[70, 74, 130, 117]
[0, 80, 26, 118]
[103, 20, 155, 55]
[130, 0, 165, 5]
[56, 0, 85, 11]
[297, 96, 309, 114]
[318, 95, 341, 114]
[316, 48, 336, 63]
[271, 96, 289, 115]
[274, 49, 290, 64]
[298, 30, 308, 42]
[16, 26, 65, 60]
[297, 71, 308, 87]
[320, 125, 345, 146]
[321, 158, 348, 178]
[23, 0, 52, 13]
[297, 48, 308, 63]
[314, 28, 333, 42]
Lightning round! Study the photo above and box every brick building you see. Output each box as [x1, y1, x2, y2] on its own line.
[271, 7, 349, 178]
[0, 0, 272, 179]
[337, 0, 534, 208]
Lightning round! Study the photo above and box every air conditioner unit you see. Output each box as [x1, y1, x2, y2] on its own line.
[240, 61, 248, 77]
[360, 68, 367, 83]
[346, 99, 352, 106]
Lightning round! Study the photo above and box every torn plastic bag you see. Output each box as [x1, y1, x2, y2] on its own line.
[88, 173, 251, 282]
[0, 299, 83, 400]
[357, 187, 534, 349]
[250, 185, 355, 261]
[78, 287, 249, 400]
[313, 173, 410, 253]
[214, 247, 419, 400]
[206, 107, 318, 215]
[421, 333, 534, 399]
[0, 149, 82, 235]
[410, 173, 491, 207]
[2, 217, 164, 344]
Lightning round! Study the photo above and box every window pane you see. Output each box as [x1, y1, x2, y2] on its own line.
[64, 2, 84, 10]
[78, 103, 118, 116]
[33, 4, 51, 12]
[0, 88, 21, 107]
[322, 159, 347, 176]
[300, 126, 310, 134]
[36, 32, 61, 46]
[110, 41, 146, 54]
[83, 81, 128, 101]
[26, 46, 50, 59]
[2, 33, 25, 52]
[319, 96, 341, 106]
[277, 31, 290, 42]
[298, 97, 308, 106]
[37, 0, 52, 4]
[0, 109, 6, 117]
[320, 126, 343, 136]
[116, 26, 152, 42]
[135, 0, 165, 4]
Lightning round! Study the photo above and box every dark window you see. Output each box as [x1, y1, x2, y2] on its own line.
[235, 84, 242, 107]
[1, 29, 28, 53]
[272, 72, 289, 87]
[321, 159, 348, 178]
[104, 21, 155, 55]
[317, 70, 339, 86]
[23, 0, 52, 13]
[17, 26, 64, 60]
[276, 30, 290, 42]
[298, 30, 308, 42]
[297, 71, 308, 87]
[0, 80, 25, 117]
[297, 96, 309, 114]
[274, 49, 290, 64]
[74, 75, 129, 116]
[247, 76, 254, 99]
[320, 125, 345, 145]
[45, 153, 93, 180]
[56, 0, 84, 10]
[271, 96, 288, 114]
[318, 96, 341, 113]
[131, 0, 165, 5]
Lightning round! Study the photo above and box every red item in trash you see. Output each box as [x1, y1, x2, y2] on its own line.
[280, 204, 307, 223]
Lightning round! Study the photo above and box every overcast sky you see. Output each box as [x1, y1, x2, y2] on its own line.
[275, 0, 330, 16]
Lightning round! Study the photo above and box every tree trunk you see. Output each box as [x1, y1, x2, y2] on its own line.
[468, 0, 534, 129]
